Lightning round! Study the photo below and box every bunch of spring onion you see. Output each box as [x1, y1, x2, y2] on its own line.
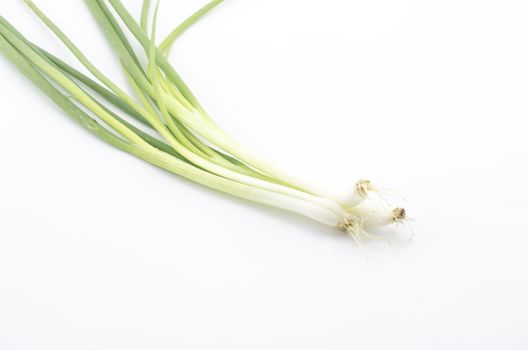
[0, 0, 408, 243]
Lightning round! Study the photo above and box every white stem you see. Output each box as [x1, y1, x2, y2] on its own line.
[134, 144, 344, 227]
[348, 202, 406, 228]
[333, 179, 372, 207]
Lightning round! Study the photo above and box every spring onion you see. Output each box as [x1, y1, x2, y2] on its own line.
[0, 0, 408, 242]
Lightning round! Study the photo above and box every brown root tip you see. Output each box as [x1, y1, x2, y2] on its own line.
[356, 179, 371, 197]
[337, 217, 360, 233]
[392, 208, 406, 222]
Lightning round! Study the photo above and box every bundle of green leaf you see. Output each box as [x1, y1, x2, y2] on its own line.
[0, 0, 409, 243]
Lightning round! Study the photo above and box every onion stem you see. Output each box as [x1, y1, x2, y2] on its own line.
[0, 0, 409, 242]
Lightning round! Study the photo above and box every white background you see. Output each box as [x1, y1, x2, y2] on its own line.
[1, 0, 528, 349]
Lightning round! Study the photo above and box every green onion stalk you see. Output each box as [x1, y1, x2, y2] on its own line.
[0, 0, 408, 242]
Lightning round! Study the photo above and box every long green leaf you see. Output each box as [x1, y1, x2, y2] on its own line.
[140, 0, 151, 32]
[0, 32, 131, 152]
[107, 0, 204, 110]
[159, 0, 224, 56]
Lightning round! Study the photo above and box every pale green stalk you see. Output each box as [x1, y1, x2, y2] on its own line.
[140, 0, 151, 32]
[159, 0, 224, 56]
[122, 58, 273, 181]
